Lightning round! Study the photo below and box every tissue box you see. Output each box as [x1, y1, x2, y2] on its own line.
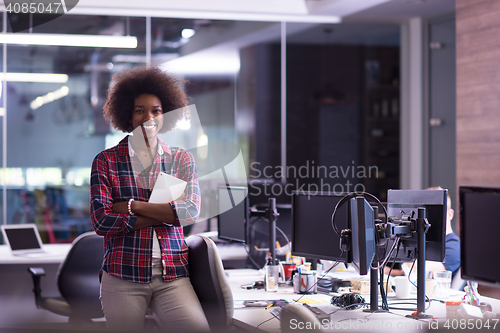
[457, 303, 483, 319]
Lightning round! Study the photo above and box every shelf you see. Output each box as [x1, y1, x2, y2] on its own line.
[366, 84, 399, 91]
[362, 46, 400, 196]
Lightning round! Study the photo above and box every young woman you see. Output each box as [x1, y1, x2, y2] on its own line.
[90, 67, 209, 331]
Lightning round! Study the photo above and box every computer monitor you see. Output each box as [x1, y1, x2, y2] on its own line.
[291, 191, 350, 262]
[217, 186, 249, 243]
[350, 197, 376, 276]
[460, 186, 500, 287]
[386, 189, 448, 262]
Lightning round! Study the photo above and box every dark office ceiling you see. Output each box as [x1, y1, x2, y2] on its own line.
[3, 0, 455, 75]
[5, 14, 221, 74]
[344, 0, 455, 22]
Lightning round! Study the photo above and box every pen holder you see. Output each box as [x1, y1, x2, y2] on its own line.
[293, 271, 317, 294]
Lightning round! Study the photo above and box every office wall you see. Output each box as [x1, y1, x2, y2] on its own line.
[456, 0, 500, 299]
[456, 0, 500, 189]
[238, 42, 364, 188]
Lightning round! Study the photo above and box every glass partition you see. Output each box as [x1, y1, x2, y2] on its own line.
[0, 11, 401, 243]
[0, 13, 276, 243]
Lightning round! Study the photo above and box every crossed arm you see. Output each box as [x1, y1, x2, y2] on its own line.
[111, 201, 178, 231]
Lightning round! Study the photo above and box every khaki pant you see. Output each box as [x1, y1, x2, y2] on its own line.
[100, 261, 210, 332]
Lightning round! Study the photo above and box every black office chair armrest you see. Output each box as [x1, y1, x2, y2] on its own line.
[29, 267, 46, 276]
[28, 267, 46, 308]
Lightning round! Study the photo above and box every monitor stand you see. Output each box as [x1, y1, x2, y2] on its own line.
[406, 208, 432, 319]
[364, 266, 385, 313]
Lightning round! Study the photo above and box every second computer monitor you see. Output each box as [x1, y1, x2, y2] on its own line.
[291, 191, 350, 262]
[460, 186, 500, 287]
[217, 186, 249, 243]
[386, 189, 448, 262]
[350, 196, 376, 276]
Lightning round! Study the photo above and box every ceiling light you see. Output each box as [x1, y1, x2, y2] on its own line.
[181, 29, 196, 39]
[30, 86, 69, 110]
[162, 51, 240, 75]
[74, 7, 341, 23]
[0, 72, 68, 83]
[0, 33, 137, 48]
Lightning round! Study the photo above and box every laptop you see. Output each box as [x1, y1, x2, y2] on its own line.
[1, 224, 49, 257]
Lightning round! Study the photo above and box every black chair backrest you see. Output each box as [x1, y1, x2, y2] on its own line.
[186, 235, 233, 331]
[57, 232, 104, 320]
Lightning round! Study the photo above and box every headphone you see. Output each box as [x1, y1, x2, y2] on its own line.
[331, 293, 365, 310]
[332, 192, 388, 252]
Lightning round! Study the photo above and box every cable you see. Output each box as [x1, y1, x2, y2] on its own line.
[367, 235, 400, 312]
[254, 316, 276, 331]
[330, 191, 388, 238]
[246, 216, 283, 269]
[408, 259, 417, 289]
[406, 259, 432, 311]
[384, 237, 401, 302]
[246, 215, 291, 265]
[379, 267, 388, 310]
[275, 225, 290, 249]
[371, 235, 400, 270]
[245, 216, 266, 269]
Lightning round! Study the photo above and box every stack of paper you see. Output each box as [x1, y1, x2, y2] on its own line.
[149, 172, 187, 203]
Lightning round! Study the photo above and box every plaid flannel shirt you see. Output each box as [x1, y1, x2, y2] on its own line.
[90, 136, 200, 283]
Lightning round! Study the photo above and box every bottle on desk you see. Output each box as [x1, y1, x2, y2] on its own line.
[265, 257, 279, 292]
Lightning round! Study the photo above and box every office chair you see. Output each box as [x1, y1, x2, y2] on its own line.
[28, 231, 104, 324]
[186, 234, 234, 331]
[280, 303, 324, 332]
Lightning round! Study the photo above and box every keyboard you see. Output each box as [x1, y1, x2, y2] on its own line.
[270, 304, 330, 322]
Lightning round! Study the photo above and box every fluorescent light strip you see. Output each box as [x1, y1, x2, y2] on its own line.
[0, 73, 68, 83]
[30, 86, 69, 110]
[69, 7, 341, 23]
[0, 33, 137, 48]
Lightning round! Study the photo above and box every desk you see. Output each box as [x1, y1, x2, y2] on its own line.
[0, 240, 246, 328]
[0, 244, 71, 264]
[0, 238, 246, 264]
[226, 269, 500, 332]
[0, 244, 72, 328]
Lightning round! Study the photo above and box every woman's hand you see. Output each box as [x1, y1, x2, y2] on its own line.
[112, 201, 129, 215]
[111, 200, 178, 228]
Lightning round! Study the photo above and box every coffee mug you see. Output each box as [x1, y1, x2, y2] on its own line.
[394, 276, 412, 299]
[280, 262, 297, 282]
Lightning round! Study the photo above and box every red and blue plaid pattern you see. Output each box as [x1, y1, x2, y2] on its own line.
[90, 136, 200, 283]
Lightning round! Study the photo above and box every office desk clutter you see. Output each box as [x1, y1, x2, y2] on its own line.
[229, 266, 499, 333]
[221, 187, 500, 332]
